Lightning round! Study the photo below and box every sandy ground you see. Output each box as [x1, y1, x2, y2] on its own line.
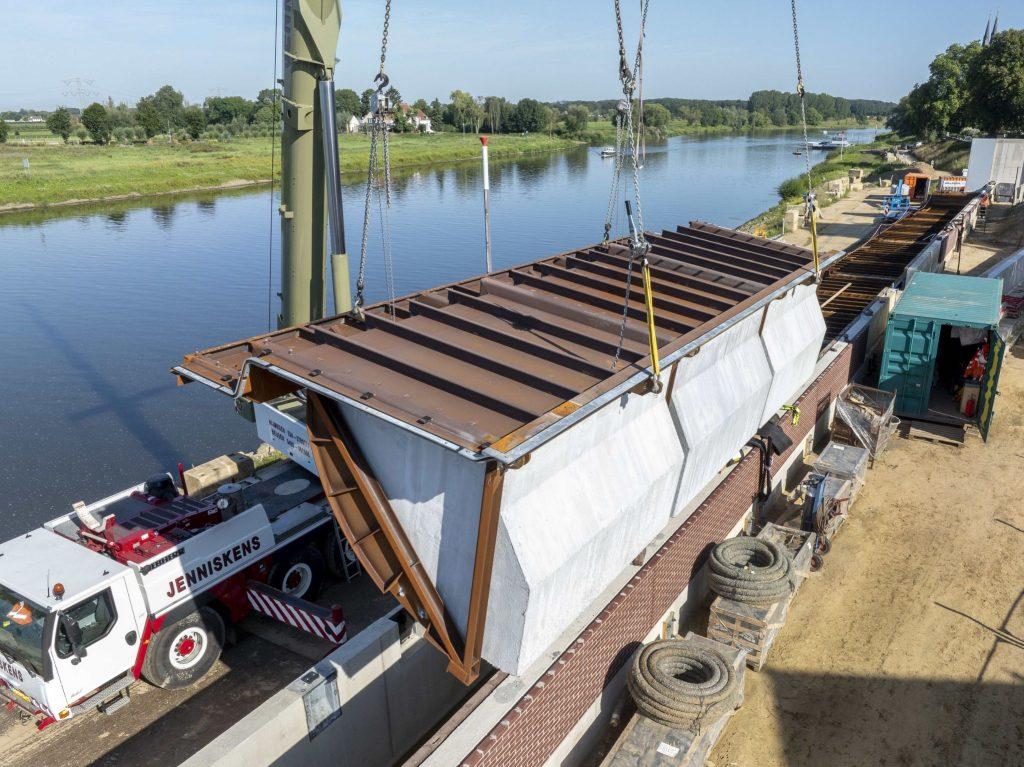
[710, 206, 1024, 767]
[779, 182, 893, 254]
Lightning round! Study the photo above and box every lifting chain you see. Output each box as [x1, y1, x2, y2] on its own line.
[609, 0, 655, 376]
[354, 0, 394, 317]
[790, 0, 820, 277]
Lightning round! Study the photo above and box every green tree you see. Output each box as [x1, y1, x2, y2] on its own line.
[642, 103, 671, 129]
[969, 30, 1024, 134]
[137, 85, 185, 136]
[336, 88, 362, 117]
[204, 95, 255, 126]
[254, 88, 281, 125]
[183, 106, 206, 140]
[81, 102, 112, 144]
[564, 104, 590, 134]
[447, 90, 483, 132]
[508, 98, 547, 133]
[135, 101, 162, 138]
[805, 107, 823, 125]
[360, 88, 375, 115]
[0, 119, 7, 143]
[47, 106, 74, 142]
[482, 96, 507, 133]
[385, 86, 402, 110]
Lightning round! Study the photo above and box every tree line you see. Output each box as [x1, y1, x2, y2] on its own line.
[887, 29, 1024, 137]
[5, 83, 894, 147]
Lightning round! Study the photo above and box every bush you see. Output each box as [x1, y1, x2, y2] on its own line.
[777, 176, 807, 200]
[75, 127, 89, 142]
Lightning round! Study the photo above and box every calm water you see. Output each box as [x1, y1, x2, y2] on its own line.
[0, 129, 878, 536]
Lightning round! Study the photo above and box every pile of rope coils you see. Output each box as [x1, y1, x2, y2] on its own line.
[628, 639, 741, 732]
[708, 537, 796, 607]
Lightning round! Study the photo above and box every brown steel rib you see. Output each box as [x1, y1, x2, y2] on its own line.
[307, 390, 503, 685]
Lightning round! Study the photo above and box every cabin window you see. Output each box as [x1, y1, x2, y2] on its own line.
[55, 590, 117, 658]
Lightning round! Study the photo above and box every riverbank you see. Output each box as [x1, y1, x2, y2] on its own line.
[740, 134, 903, 237]
[0, 132, 582, 212]
[579, 117, 884, 144]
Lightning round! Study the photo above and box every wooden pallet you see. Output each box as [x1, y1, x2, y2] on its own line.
[601, 635, 745, 767]
[898, 419, 966, 447]
[706, 525, 816, 672]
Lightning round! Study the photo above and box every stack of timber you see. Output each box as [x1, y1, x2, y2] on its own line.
[707, 524, 815, 671]
[176, 222, 827, 677]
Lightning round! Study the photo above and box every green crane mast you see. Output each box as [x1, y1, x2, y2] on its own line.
[279, 0, 350, 328]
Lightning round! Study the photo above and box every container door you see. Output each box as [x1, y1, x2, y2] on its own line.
[878, 316, 940, 416]
[978, 332, 1006, 441]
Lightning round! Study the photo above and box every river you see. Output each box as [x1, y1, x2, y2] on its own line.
[0, 128, 879, 536]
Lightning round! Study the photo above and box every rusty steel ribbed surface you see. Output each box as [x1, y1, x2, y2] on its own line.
[178, 223, 817, 454]
[817, 193, 971, 342]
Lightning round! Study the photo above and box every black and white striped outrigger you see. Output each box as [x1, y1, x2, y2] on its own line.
[246, 581, 348, 644]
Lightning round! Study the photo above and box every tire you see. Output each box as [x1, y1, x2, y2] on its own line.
[142, 607, 225, 690]
[324, 534, 359, 580]
[269, 546, 325, 601]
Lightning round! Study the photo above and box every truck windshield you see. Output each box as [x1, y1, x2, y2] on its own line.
[0, 586, 47, 676]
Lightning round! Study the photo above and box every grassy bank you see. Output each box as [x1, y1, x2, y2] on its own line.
[577, 118, 885, 145]
[912, 138, 971, 175]
[741, 134, 904, 236]
[0, 132, 581, 210]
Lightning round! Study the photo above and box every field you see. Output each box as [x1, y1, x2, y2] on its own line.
[0, 132, 581, 210]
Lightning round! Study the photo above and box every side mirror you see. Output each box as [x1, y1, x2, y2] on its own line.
[58, 613, 87, 659]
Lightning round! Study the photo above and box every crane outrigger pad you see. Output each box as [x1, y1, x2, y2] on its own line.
[176, 224, 823, 464]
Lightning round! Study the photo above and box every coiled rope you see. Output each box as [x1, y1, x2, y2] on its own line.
[708, 537, 795, 607]
[628, 639, 740, 732]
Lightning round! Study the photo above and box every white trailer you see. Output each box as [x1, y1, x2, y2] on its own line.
[0, 461, 346, 729]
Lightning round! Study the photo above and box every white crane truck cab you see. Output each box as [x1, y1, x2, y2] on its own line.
[0, 460, 340, 729]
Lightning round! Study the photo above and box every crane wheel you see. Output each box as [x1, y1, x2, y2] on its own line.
[142, 607, 225, 690]
[269, 546, 326, 601]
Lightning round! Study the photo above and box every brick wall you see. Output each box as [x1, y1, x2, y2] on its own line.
[458, 343, 856, 767]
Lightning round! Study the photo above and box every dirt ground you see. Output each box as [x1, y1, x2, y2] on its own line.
[711, 210, 1024, 765]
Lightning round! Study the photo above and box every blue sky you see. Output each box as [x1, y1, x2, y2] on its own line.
[3, 1, 1019, 111]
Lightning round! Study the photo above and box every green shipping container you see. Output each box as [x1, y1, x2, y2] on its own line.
[878, 272, 1004, 439]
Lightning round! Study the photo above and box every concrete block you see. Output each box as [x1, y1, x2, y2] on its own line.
[183, 453, 255, 497]
[848, 168, 864, 181]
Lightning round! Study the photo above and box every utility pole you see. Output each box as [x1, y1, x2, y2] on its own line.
[480, 136, 492, 273]
[278, 0, 346, 328]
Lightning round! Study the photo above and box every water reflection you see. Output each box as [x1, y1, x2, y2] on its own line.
[152, 204, 177, 229]
[105, 210, 128, 229]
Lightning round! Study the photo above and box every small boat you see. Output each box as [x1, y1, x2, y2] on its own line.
[600, 146, 617, 158]
[792, 150, 803, 156]
[809, 131, 851, 150]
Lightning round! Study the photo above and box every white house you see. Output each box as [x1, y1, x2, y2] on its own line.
[344, 114, 361, 134]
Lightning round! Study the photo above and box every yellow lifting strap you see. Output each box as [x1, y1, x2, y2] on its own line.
[641, 256, 662, 382]
[808, 195, 821, 275]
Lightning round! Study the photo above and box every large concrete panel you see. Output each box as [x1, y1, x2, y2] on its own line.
[485, 386, 684, 674]
[759, 284, 827, 423]
[668, 309, 773, 508]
